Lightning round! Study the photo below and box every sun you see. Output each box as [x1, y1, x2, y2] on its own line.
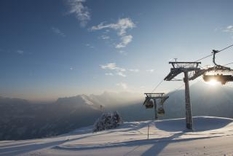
[206, 79, 218, 86]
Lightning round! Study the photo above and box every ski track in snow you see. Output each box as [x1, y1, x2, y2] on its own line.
[1, 116, 233, 156]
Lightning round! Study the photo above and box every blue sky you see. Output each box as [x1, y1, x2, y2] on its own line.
[1, 0, 233, 102]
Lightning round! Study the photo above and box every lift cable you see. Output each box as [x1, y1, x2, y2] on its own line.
[217, 43, 233, 53]
[195, 54, 213, 62]
[195, 43, 233, 62]
[167, 83, 185, 97]
[151, 79, 164, 93]
[211, 44, 233, 70]
[224, 61, 233, 66]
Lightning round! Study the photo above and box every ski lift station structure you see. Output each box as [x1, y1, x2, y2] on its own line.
[143, 46, 233, 131]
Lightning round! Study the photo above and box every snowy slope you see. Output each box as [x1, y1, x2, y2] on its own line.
[1, 116, 233, 156]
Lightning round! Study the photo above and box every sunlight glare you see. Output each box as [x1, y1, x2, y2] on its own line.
[206, 79, 218, 86]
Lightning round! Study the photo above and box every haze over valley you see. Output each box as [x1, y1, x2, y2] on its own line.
[1, 81, 233, 140]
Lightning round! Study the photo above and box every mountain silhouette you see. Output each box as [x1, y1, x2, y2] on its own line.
[0, 82, 233, 140]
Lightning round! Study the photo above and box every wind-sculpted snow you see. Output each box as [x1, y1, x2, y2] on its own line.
[0, 116, 233, 156]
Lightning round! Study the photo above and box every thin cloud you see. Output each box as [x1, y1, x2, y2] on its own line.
[51, 27, 66, 37]
[16, 50, 24, 55]
[100, 63, 140, 77]
[224, 25, 233, 33]
[85, 43, 94, 48]
[100, 63, 126, 77]
[101, 35, 110, 40]
[67, 0, 90, 27]
[117, 72, 126, 77]
[129, 69, 139, 72]
[105, 73, 113, 76]
[116, 82, 128, 90]
[101, 63, 116, 70]
[146, 69, 154, 73]
[91, 18, 135, 34]
[100, 63, 125, 72]
[118, 50, 127, 55]
[116, 35, 133, 48]
[91, 18, 136, 49]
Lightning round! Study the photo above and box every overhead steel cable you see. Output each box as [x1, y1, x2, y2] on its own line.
[195, 54, 213, 62]
[217, 43, 233, 53]
[195, 43, 233, 62]
[151, 79, 164, 93]
[224, 61, 233, 66]
[167, 83, 185, 97]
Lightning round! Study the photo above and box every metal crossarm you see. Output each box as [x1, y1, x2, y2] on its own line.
[164, 62, 201, 81]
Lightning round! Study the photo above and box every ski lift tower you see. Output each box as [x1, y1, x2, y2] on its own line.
[164, 61, 201, 130]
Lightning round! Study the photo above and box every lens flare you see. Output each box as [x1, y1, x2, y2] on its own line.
[206, 79, 218, 86]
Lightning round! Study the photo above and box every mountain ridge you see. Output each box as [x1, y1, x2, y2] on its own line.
[1, 81, 233, 140]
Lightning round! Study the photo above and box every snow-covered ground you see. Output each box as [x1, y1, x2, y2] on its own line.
[1, 116, 233, 156]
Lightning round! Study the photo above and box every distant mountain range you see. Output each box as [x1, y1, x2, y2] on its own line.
[0, 95, 102, 140]
[1, 81, 233, 140]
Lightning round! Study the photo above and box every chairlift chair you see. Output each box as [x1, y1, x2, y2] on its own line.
[157, 97, 168, 115]
[203, 74, 233, 85]
[157, 107, 165, 115]
[143, 97, 154, 109]
[203, 50, 233, 85]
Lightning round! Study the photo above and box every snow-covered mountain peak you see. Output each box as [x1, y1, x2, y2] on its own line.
[80, 94, 95, 106]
